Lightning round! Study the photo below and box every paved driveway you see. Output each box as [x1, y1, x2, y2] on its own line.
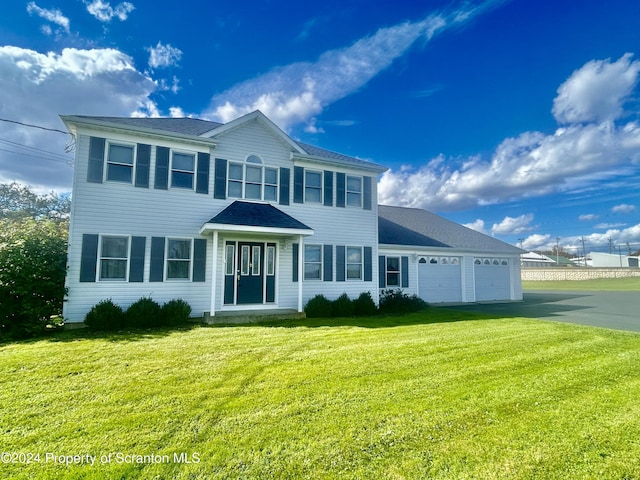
[444, 290, 640, 333]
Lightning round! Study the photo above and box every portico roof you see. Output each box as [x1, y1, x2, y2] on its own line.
[200, 200, 314, 236]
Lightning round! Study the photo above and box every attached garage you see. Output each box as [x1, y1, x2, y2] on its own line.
[418, 256, 463, 303]
[378, 205, 524, 304]
[474, 257, 512, 301]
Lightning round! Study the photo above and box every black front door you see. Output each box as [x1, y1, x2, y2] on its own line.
[236, 242, 264, 304]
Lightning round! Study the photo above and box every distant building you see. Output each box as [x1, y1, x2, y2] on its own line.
[521, 251, 555, 268]
[587, 252, 639, 268]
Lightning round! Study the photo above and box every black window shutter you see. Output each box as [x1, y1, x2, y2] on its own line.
[364, 247, 373, 282]
[196, 153, 210, 194]
[363, 176, 373, 210]
[336, 172, 346, 208]
[134, 144, 150, 188]
[214, 158, 227, 199]
[401, 256, 409, 288]
[336, 246, 346, 282]
[129, 236, 146, 282]
[193, 238, 207, 282]
[323, 171, 333, 206]
[149, 237, 165, 282]
[279, 168, 290, 205]
[87, 137, 105, 183]
[293, 166, 304, 203]
[292, 243, 299, 282]
[379, 255, 386, 288]
[79, 234, 99, 282]
[154, 147, 169, 190]
[323, 244, 333, 281]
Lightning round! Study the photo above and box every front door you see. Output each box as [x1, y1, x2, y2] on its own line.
[236, 242, 264, 304]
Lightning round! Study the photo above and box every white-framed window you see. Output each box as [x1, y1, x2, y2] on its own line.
[346, 246, 363, 280]
[171, 151, 196, 189]
[106, 142, 135, 183]
[346, 175, 363, 207]
[304, 244, 322, 280]
[99, 235, 129, 281]
[386, 256, 400, 287]
[305, 170, 322, 203]
[227, 155, 278, 201]
[166, 238, 192, 280]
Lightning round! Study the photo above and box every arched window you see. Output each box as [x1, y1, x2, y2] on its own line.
[227, 154, 278, 201]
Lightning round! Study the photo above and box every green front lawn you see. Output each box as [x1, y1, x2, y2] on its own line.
[523, 276, 640, 291]
[2, 310, 640, 479]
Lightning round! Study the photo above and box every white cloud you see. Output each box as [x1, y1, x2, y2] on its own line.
[378, 54, 640, 212]
[491, 214, 535, 236]
[204, 2, 495, 131]
[552, 54, 640, 124]
[595, 222, 627, 229]
[147, 42, 183, 70]
[612, 203, 636, 213]
[26, 2, 70, 34]
[463, 219, 486, 233]
[522, 234, 552, 251]
[579, 213, 599, 221]
[84, 0, 134, 22]
[0, 46, 157, 190]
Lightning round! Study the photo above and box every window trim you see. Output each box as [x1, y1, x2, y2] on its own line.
[165, 237, 193, 281]
[304, 244, 323, 281]
[346, 246, 363, 280]
[346, 175, 363, 208]
[386, 256, 401, 287]
[169, 150, 196, 190]
[98, 234, 130, 282]
[304, 169, 323, 204]
[227, 156, 279, 201]
[105, 141, 136, 184]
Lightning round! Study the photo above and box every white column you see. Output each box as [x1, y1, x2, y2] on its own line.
[297, 234, 304, 312]
[209, 231, 218, 316]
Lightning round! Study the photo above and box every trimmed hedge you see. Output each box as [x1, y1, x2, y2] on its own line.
[84, 298, 192, 331]
[304, 290, 427, 318]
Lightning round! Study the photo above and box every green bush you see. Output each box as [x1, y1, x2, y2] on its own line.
[161, 299, 192, 325]
[0, 218, 68, 339]
[125, 297, 162, 328]
[84, 299, 125, 331]
[353, 291, 377, 316]
[304, 294, 333, 318]
[378, 289, 427, 314]
[332, 293, 355, 317]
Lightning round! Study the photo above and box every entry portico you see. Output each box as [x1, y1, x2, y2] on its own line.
[199, 200, 314, 315]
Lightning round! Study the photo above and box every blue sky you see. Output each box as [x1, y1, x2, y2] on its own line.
[1, 0, 640, 255]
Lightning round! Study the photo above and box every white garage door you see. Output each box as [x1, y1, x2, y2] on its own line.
[474, 258, 511, 301]
[418, 256, 463, 303]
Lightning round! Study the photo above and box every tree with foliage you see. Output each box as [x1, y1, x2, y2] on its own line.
[0, 183, 69, 339]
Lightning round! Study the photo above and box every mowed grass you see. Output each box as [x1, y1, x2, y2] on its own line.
[2, 310, 640, 479]
[523, 276, 640, 291]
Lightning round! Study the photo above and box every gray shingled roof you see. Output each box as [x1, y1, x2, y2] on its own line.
[379, 205, 523, 254]
[70, 115, 384, 170]
[71, 116, 222, 136]
[207, 201, 312, 231]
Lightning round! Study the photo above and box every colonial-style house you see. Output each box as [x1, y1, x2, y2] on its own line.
[61, 110, 522, 323]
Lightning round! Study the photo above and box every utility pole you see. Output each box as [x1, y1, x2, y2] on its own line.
[556, 237, 560, 267]
[609, 237, 614, 254]
[581, 237, 587, 267]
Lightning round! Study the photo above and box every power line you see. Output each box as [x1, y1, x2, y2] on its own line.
[0, 138, 72, 163]
[0, 117, 69, 135]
